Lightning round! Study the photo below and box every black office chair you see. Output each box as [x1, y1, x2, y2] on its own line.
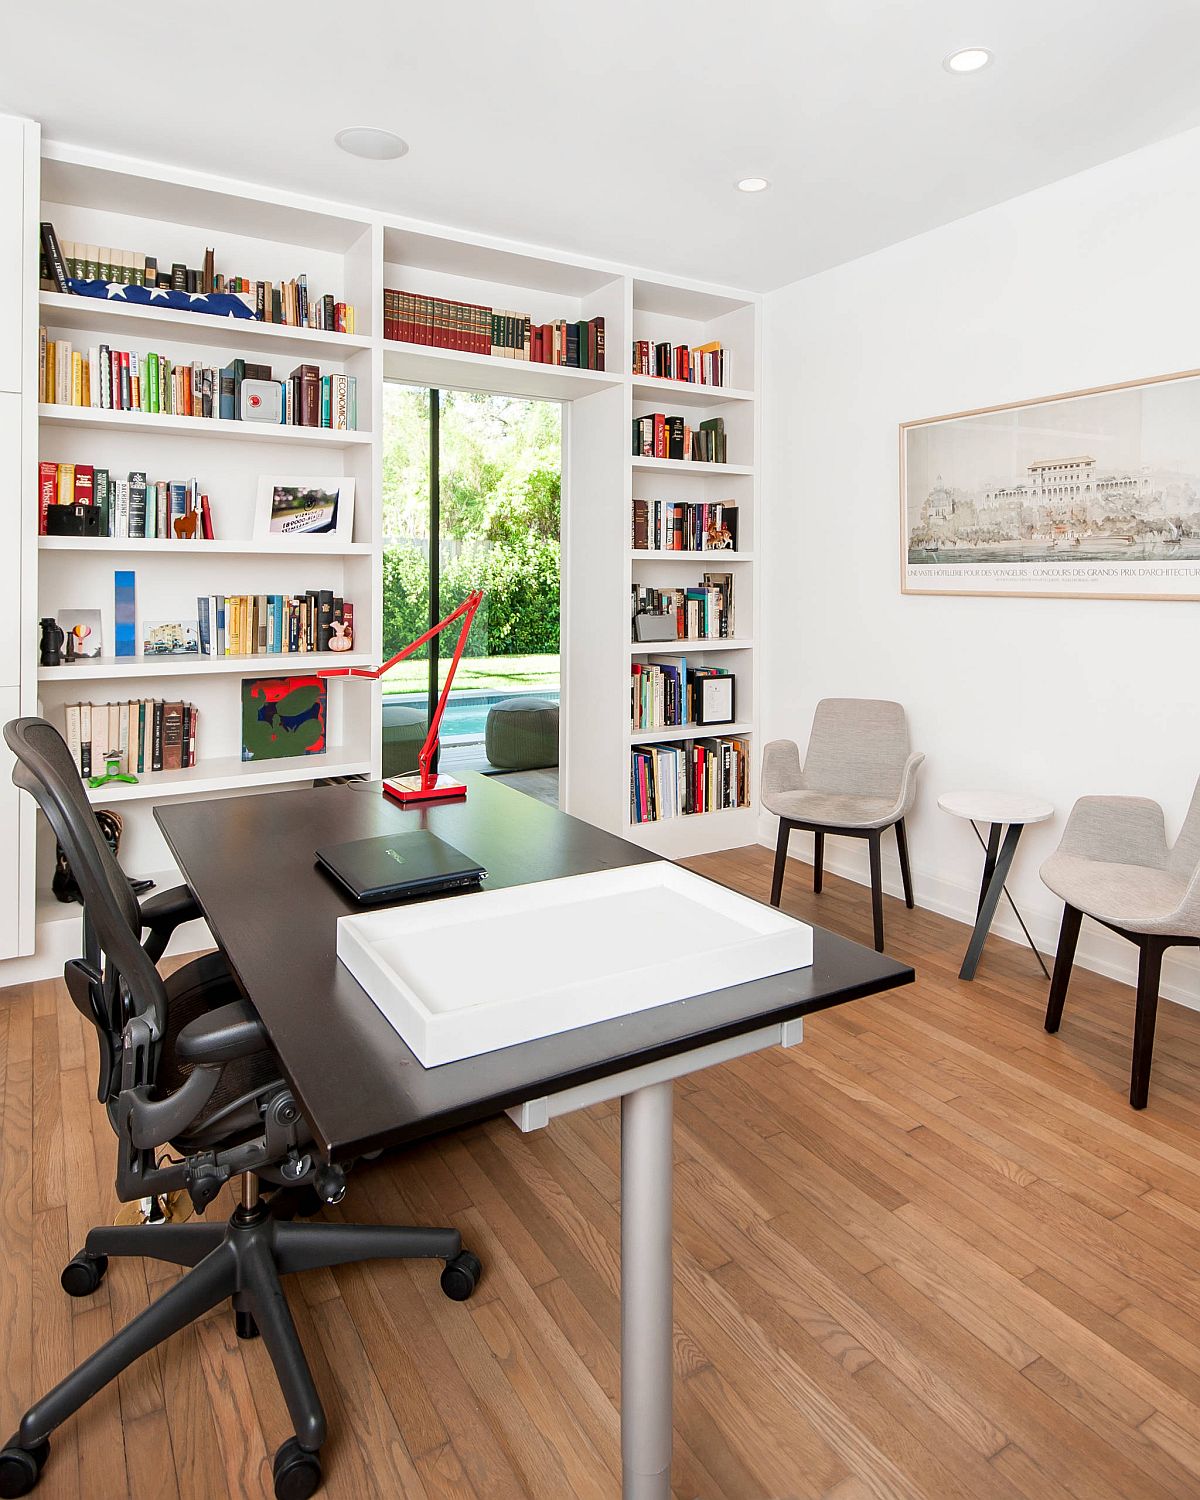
[0, 718, 481, 1500]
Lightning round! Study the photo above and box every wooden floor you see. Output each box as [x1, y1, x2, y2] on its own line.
[5, 848, 1200, 1499]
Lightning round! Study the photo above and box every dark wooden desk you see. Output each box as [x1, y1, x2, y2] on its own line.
[157, 774, 913, 1498]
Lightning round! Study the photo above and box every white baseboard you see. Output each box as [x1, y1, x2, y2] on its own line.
[757, 827, 1200, 1013]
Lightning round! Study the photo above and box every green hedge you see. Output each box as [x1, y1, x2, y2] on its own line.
[382, 540, 561, 660]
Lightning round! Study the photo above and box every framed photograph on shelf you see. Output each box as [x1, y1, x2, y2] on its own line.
[143, 620, 200, 656]
[56, 608, 102, 660]
[901, 368, 1200, 600]
[254, 476, 355, 541]
[695, 673, 735, 725]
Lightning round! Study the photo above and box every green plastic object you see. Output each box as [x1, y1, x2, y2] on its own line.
[88, 752, 138, 788]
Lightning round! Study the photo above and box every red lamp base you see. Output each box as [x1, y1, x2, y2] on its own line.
[382, 773, 469, 806]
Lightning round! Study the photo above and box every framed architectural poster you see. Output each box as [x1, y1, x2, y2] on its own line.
[900, 370, 1200, 600]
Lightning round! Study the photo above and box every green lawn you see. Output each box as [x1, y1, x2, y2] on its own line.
[381, 654, 560, 696]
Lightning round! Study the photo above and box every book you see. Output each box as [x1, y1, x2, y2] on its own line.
[40, 223, 70, 293]
[631, 338, 728, 388]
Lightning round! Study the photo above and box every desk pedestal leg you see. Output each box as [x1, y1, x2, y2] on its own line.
[621, 1079, 674, 1500]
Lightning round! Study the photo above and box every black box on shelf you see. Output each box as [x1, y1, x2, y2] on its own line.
[46, 505, 102, 538]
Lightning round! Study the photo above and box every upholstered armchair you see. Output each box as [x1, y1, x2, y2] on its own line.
[762, 698, 924, 952]
[1042, 777, 1200, 1108]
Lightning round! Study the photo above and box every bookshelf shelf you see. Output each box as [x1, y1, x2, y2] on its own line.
[631, 550, 753, 563]
[39, 652, 375, 682]
[39, 536, 374, 556]
[629, 721, 753, 745]
[382, 339, 621, 402]
[38, 403, 371, 446]
[38, 292, 374, 360]
[80, 749, 370, 804]
[630, 456, 754, 477]
[629, 638, 752, 656]
[629, 377, 754, 407]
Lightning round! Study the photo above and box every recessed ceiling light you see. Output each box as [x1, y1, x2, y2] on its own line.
[943, 47, 992, 74]
[334, 127, 409, 161]
[736, 177, 770, 193]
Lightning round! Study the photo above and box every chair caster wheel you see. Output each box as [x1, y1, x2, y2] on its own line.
[440, 1250, 482, 1301]
[0, 1436, 50, 1497]
[60, 1252, 108, 1298]
[273, 1437, 321, 1500]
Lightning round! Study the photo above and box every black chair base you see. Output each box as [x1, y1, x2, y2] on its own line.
[0, 1188, 479, 1500]
[1044, 905, 1199, 1110]
[771, 816, 913, 953]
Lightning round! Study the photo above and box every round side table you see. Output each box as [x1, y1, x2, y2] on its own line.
[938, 790, 1054, 981]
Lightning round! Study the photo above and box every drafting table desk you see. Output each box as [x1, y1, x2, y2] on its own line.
[158, 775, 913, 1498]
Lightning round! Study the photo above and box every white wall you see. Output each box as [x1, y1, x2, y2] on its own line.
[762, 125, 1200, 1007]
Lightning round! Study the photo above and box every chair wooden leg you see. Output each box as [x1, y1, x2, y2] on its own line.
[1131, 938, 1167, 1110]
[868, 831, 884, 952]
[813, 831, 824, 894]
[895, 819, 914, 909]
[770, 820, 791, 908]
[1044, 904, 1082, 1034]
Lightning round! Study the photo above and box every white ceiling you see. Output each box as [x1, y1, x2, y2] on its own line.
[5, 0, 1200, 291]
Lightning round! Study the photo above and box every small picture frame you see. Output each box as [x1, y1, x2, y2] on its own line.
[143, 619, 200, 656]
[254, 476, 355, 541]
[57, 607, 103, 661]
[696, 674, 735, 725]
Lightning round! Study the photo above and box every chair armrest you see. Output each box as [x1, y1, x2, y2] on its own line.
[139, 884, 203, 962]
[896, 751, 925, 817]
[1058, 795, 1169, 868]
[761, 740, 803, 802]
[176, 999, 270, 1066]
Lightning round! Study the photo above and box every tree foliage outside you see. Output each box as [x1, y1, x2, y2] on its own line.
[381, 386, 561, 662]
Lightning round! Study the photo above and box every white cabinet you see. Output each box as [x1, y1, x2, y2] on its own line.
[0, 393, 22, 671]
[0, 116, 27, 394]
[0, 685, 24, 958]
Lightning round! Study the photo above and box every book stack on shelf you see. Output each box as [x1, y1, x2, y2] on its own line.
[39, 337, 358, 429]
[632, 661, 735, 731]
[632, 572, 734, 641]
[39, 462, 214, 539]
[632, 498, 739, 552]
[64, 698, 198, 780]
[631, 338, 727, 387]
[196, 591, 353, 656]
[39, 221, 356, 329]
[630, 735, 751, 823]
[384, 289, 606, 369]
[632, 414, 726, 463]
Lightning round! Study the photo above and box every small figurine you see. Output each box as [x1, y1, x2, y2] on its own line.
[174, 512, 199, 540]
[39, 617, 65, 667]
[88, 751, 139, 789]
[705, 517, 734, 550]
[328, 617, 353, 652]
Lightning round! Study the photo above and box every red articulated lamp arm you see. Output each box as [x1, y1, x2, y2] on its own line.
[317, 589, 484, 794]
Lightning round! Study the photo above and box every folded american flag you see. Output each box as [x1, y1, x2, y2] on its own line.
[66, 278, 259, 321]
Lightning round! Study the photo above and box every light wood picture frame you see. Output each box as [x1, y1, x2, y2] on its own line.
[900, 368, 1200, 600]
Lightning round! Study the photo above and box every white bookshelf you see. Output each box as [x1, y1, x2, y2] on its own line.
[5, 129, 762, 975]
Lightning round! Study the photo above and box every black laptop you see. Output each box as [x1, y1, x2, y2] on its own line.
[315, 829, 486, 905]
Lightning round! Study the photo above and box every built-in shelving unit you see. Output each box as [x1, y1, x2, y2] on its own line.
[8, 130, 762, 976]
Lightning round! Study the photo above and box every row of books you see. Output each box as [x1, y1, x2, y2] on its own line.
[38, 338, 358, 429]
[632, 572, 735, 640]
[195, 592, 353, 656]
[63, 699, 198, 780]
[630, 736, 751, 822]
[39, 462, 214, 540]
[633, 414, 727, 464]
[39, 223, 355, 329]
[631, 340, 728, 388]
[632, 499, 739, 552]
[383, 290, 607, 369]
[632, 662, 734, 731]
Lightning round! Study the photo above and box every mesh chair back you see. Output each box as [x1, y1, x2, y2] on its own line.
[802, 698, 911, 800]
[4, 717, 167, 1043]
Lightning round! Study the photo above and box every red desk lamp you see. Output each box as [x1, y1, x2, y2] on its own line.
[318, 588, 484, 805]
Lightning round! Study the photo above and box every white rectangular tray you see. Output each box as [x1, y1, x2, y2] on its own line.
[336, 861, 813, 1067]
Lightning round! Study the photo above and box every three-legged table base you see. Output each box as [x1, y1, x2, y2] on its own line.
[960, 820, 1051, 982]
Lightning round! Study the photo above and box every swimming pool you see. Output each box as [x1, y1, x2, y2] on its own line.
[384, 688, 560, 741]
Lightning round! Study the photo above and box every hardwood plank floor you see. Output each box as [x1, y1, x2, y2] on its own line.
[4, 847, 1200, 1498]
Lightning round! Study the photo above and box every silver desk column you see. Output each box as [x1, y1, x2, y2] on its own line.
[621, 1078, 674, 1500]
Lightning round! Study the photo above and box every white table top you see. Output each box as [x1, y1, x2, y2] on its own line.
[938, 789, 1054, 826]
